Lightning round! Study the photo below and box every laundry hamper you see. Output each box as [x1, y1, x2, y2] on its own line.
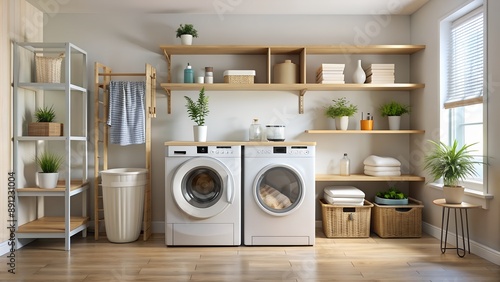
[101, 168, 148, 243]
[35, 55, 63, 83]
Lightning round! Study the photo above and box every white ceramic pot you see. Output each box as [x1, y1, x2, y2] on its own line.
[388, 116, 401, 130]
[36, 172, 59, 189]
[335, 116, 349, 130]
[352, 59, 366, 84]
[193, 125, 207, 142]
[180, 34, 193, 45]
[443, 186, 465, 204]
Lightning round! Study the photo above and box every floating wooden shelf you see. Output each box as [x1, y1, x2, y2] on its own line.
[316, 174, 425, 182]
[305, 129, 425, 134]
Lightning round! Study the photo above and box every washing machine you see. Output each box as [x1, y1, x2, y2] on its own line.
[165, 142, 241, 246]
[243, 143, 316, 246]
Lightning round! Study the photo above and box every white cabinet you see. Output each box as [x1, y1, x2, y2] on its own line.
[13, 42, 89, 250]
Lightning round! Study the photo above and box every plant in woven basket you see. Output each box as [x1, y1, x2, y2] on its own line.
[35, 105, 56, 122]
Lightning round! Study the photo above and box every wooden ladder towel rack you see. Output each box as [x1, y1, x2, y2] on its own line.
[93, 62, 156, 241]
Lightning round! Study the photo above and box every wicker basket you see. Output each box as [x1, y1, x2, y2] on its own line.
[28, 122, 63, 136]
[35, 55, 63, 83]
[371, 197, 423, 238]
[223, 70, 255, 84]
[320, 198, 373, 238]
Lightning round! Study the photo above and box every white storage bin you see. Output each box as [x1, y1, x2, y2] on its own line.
[101, 168, 148, 243]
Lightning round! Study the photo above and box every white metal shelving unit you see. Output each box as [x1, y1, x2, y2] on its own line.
[13, 42, 89, 250]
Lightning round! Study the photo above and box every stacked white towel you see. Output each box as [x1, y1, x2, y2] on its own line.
[363, 155, 401, 176]
[323, 186, 365, 206]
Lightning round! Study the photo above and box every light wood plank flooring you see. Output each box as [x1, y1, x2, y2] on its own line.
[1, 230, 499, 281]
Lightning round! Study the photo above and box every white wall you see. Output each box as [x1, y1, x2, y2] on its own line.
[42, 13, 416, 226]
[410, 0, 500, 258]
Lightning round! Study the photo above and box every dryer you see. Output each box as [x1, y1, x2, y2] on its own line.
[243, 143, 316, 246]
[165, 143, 241, 246]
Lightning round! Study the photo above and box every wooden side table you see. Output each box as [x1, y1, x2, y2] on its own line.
[433, 199, 480, 257]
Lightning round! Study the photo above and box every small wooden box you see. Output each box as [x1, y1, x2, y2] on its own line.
[223, 70, 255, 84]
[371, 197, 423, 238]
[320, 198, 373, 238]
[28, 122, 63, 136]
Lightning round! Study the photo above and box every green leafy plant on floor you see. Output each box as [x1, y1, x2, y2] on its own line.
[176, 24, 198, 38]
[34, 105, 56, 122]
[184, 87, 209, 126]
[376, 187, 407, 199]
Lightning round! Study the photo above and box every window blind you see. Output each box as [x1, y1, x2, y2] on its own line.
[445, 7, 484, 109]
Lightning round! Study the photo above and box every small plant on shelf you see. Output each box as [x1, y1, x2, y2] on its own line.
[35, 151, 63, 173]
[184, 87, 209, 126]
[35, 105, 56, 122]
[379, 101, 410, 117]
[325, 97, 358, 118]
[376, 187, 407, 199]
[176, 24, 199, 38]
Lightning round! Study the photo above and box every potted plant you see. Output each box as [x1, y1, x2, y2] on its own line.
[28, 105, 63, 136]
[325, 97, 358, 130]
[375, 187, 408, 205]
[423, 140, 479, 204]
[35, 151, 63, 189]
[185, 87, 209, 142]
[379, 101, 410, 130]
[176, 24, 198, 45]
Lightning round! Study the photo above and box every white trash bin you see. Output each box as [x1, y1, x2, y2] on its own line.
[101, 168, 148, 243]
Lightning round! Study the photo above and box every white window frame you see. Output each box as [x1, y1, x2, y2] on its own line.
[437, 0, 493, 208]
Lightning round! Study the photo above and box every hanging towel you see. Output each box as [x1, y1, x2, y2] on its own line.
[363, 155, 401, 167]
[107, 81, 146, 146]
[363, 165, 401, 172]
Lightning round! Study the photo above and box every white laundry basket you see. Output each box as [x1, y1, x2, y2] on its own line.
[101, 168, 148, 243]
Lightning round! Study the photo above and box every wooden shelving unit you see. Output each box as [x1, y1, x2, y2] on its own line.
[159, 44, 425, 114]
[305, 129, 425, 134]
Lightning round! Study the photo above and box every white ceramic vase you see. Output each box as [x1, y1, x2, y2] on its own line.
[193, 125, 207, 142]
[335, 116, 349, 130]
[180, 34, 193, 45]
[388, 116, 401, 130]
[36, 172, 59, 189]
[352, 59, 366, 84]
[443, 186, 465, 204]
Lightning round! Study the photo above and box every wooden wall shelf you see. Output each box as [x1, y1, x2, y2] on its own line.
[316, 174, 425, 182]
[305, 130, 425, 134]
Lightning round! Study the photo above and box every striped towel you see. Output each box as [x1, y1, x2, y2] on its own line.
[107, 81, 145, 146]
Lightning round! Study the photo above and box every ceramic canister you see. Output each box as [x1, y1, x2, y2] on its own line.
[273, 60, 298, 84]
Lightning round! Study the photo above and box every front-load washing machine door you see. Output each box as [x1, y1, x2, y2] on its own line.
[172, 157, 235, 219]
[253, 164, 305, 216]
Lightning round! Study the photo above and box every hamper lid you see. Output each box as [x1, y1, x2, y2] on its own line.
[324, 186, 365, 198]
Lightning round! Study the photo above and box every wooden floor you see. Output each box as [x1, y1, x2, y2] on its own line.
[1, 230, 499, 281]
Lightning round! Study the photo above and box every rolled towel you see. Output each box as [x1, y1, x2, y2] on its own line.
[364, 165, 401, 172]
[364, 170, 401, 176]
[363, 155, 401, 167]
[259, 184, 292, 209]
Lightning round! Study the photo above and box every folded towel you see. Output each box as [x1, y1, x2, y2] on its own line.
[323, 194, 365, 204]
[324, 186, 365, 198]
[364, 165, 401, 172]
[259, 184, 292, 209]
[108, 81, 146, 146]
[363, 155, 401, 167]
[364, 170, 401, 176]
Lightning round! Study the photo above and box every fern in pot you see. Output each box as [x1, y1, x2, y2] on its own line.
[423, 140, 479, 204]
[35, 151, 63, 189]
[185, 87, 209, 142]
[379, 101, 410, 130]
[325, 97, 358, 130]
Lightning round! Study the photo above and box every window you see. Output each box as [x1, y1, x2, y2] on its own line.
[441, 5, 486, 193]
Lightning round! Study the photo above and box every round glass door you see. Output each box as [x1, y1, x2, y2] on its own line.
[171, 157, 234, 219]
[253, 164, 305, 216]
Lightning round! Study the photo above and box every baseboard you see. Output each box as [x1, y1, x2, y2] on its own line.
[423, 222, 500, 265]
[0, 238, 34, 256]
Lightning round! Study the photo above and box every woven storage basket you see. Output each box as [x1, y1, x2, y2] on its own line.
[320, 198, 373, 238]
[28, 122, 63, 136]
[371, 197, 423, 238]
[224, 75, 254, 84]
[35, 55, 63, 83]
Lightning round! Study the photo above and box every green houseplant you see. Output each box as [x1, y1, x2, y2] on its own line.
[379, 101, 410, 130]
[185, 87, 209, 141]
[176, 24, 198, 45]
[325, 97, 358, 130]
[375, 187, 408, 205]
[28, 105, 63, 136]
[423, 140, 479, 203]
[35, 151, 64, 189]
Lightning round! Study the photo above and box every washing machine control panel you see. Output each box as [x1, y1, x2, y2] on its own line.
[252, 146, 314, 157]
